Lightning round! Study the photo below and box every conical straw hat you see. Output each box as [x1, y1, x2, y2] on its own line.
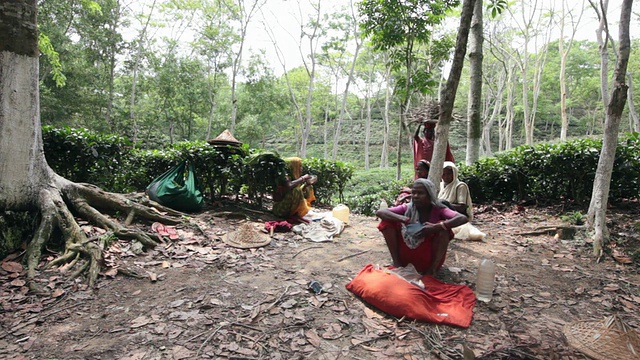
[222, 222, 271, 249]
[211, 129, 241, 144]
[564, 315, 640, 360]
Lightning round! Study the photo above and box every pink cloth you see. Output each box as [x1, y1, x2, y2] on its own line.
[264, 220, 293, 233]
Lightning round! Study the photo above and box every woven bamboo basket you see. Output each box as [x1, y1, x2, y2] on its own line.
[563, 315, 640, 359]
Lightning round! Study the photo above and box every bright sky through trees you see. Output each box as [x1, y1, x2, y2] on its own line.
[125, 0, 636, 75]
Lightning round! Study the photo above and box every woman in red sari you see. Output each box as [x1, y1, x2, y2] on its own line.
[376, 178, 468, 275]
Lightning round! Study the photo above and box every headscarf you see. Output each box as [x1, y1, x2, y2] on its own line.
[438, 161, 473, 220]
[284, 157, 303, 180]
[401, 178, 443, 249]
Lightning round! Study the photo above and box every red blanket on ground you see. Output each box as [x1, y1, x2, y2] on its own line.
[346, 264, 476, 328]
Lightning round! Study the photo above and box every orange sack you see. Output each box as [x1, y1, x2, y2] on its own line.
[346, 264, 476, 328]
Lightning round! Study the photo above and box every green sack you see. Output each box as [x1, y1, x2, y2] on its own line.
[146, 160, 203, 213]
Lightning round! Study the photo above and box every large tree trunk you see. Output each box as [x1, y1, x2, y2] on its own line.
[465, 0, 483, 165]
[0, 0, 180, 288]
[430, 0, 475, 186]
[587, 0, 632, 257]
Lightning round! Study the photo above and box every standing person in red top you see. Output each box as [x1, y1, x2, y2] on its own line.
[413, 120, 455, 175]
[376, 178, 468, 275]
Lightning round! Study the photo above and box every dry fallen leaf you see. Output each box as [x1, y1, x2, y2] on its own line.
[305, 329, 321, 347]
[603, 283, 619, 292]
[52, 288, 65, 298]
[103, 268, 118, 278]
[10, 278, 26, 287]
[1, 261, 23, 273]
[171, 345, 194, 360]
[130, 316, 152, 328]
[363, 307, 383, 319]
[612, 250, 633, 264]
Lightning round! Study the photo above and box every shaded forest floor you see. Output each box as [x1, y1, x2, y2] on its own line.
[1, 199, 639, 359]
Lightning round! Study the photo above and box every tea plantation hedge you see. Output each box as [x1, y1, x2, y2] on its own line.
[42, 126, 354, 206]
[43, 127, 639, 213]
[341, 133, 640, 215]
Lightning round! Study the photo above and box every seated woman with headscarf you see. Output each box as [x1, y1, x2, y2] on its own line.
[439, 161, 473, 220]
[376, 178, 468, 275]
[394, 159, 430, 206]
[272, 157, 316, 222]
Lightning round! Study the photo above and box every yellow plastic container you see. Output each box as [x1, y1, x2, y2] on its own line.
[332, 204, 350, 224]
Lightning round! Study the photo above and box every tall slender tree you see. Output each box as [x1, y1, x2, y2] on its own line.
[558, 0, 584, 141]
[430, 0, 476, 186]
[465, 0, 483, 165]
[587, 0, 633, 257]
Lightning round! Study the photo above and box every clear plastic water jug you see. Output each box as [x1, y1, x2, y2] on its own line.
[332, 204, 350, 224]
[475, 259, 496, 302]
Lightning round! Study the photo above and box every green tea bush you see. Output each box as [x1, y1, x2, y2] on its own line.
[341, 168, 413, 216]
[43, 126, 131, 191]
[302, 158, 354, 205]
[244, 151, 288, 205]
[123, 148, 184, 192]
[459, 133, 640, 204]
[612, 132, 640, 200]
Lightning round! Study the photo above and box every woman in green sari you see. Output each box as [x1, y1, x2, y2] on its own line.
[272, 157, 316, 222]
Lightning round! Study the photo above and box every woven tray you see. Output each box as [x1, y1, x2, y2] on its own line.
[222, 223, 271, 249]
[564, 315, 640, 359]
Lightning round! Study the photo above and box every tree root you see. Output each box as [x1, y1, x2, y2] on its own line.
[25, 175, 183, 288]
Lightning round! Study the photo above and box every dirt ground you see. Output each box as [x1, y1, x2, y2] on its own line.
[1, 199, 639, 360]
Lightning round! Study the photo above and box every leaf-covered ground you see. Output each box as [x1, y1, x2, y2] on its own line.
[1, 199, 639, 359]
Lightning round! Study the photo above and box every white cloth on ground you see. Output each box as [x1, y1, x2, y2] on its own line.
[292, 215, 345, 242]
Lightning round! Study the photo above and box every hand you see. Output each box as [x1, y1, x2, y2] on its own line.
[418, 222, 440, 237]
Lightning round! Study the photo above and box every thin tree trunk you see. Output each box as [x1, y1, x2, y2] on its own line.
[504, 63, 516, 150]
[590, 0, 610, 110]
[298, 2, 323, 158]
[482, 73, 505, 157]
[559, 0, 584, 141]
[465, 0, 483, 165]
[129, 0, 156, 147]
[587, 0, 631, 257]
[380, 61, 392, 168]
[332, 3, 362, 161]
[228, 0, 264, 135]
[430, 0, 476, 187]
[364, 95, 372, 170]
[627, 73, 640, 132]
